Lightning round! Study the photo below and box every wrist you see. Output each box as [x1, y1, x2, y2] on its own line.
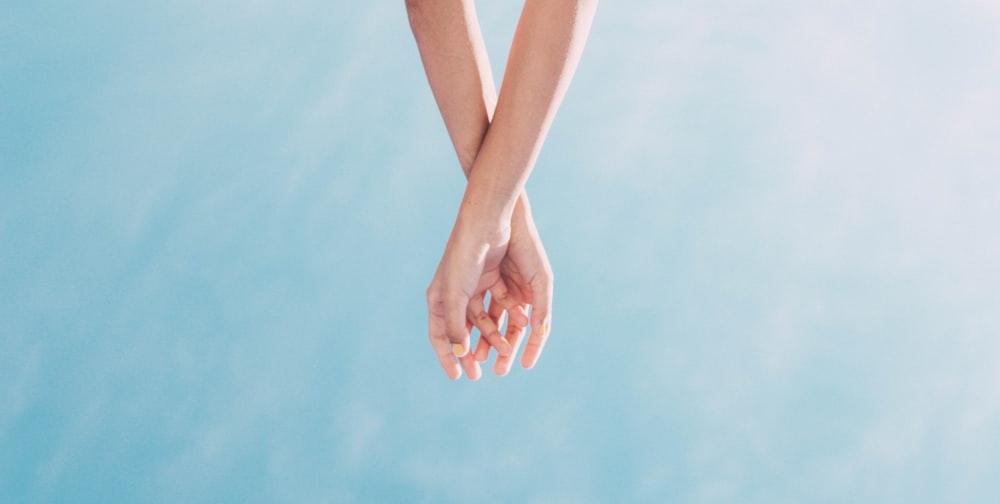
[458, 176, 519, 235]
[510, 191, 539, 238]
[454, 198, 512, 247]
[462, 151, 526, 219]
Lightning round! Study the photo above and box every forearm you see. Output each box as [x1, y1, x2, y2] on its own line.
[460, 0, 598, 226]
[406, 0, 496, 176]
[407, 0, 533, 218]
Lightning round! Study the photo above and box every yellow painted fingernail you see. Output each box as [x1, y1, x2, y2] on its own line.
[453, 343, 466, 356]
[539, 324, 548, 337]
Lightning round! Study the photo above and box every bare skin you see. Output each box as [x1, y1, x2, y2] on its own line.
[407, 0, 597, 379]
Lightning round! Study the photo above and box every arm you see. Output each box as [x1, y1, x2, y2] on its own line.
[449, 0, 596, 367]
[458, 0, 598, 229]
[408, 0, 513, 380]
[409, 0, 596, 379]
[409, 0, 597, 225]
[405, 0, 496, 176]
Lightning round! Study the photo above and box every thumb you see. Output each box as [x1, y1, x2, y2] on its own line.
[444, 289, 471, 357]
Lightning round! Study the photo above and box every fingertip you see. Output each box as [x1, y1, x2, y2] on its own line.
[450, 331, 472, 357]
[530, 311, 550, 336]
[436, 348, 463, 380]
[465, 354, 483, 380]
[495, 336, 513, 357]
[511, 310, 529, 330]
[521, 333, 546, 370]
[494, 358, 512, 376]
[446, 301, 471, 356]
[520, 354, 537, 370]
[475, 349, 490, 362]
[508, 304, 528, 327]
[466, 366, 482, 381]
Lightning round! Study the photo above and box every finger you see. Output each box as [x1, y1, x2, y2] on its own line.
[494, 304, 528, 376]
[444, 289, 471, 357]
[522, 270, 553, 369]
[427, 284, 461, 380]
[459, 350, 482, 381]
[489, 278, 529, 329]
[471, 314, 491, 362]
[467, 293, 512, 357]
[475, 297, 509, 361]
[474, 334, 490, 362]
[432, 333, 462, 380]
[487, 293, 505, 326]
[495, 308, 528, 376]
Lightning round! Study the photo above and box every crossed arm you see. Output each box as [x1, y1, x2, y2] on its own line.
[407, 0, 597, 379]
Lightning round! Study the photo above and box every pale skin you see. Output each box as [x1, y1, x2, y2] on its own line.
[407, 0, 597, 380]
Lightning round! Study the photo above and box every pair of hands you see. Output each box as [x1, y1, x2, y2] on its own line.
[407, 0, 597, 380]
[426, 196, 552, 380]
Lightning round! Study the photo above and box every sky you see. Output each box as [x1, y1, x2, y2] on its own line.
[2, 0, 1000, 502]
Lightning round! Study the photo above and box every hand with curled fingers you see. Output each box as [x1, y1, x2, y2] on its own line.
[425, 213, 512, 381]
[471, 195, 552, 377]
[426, 196, 553, 381]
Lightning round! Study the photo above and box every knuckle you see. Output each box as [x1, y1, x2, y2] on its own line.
[425, 284, 440, 303]
[426, 291, 449, 319]
[474, 310, 493, 326]
[493, 288, 511, 303]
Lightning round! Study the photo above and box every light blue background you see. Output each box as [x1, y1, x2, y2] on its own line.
[3, 1, 1000, 502]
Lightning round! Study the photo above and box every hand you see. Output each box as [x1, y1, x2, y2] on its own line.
[472, 195, 553, 376]
[426, 211, 517, 380]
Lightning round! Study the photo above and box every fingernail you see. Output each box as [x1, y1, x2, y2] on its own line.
[453, 343, 466, 357]
[539, 323, 548, 337]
